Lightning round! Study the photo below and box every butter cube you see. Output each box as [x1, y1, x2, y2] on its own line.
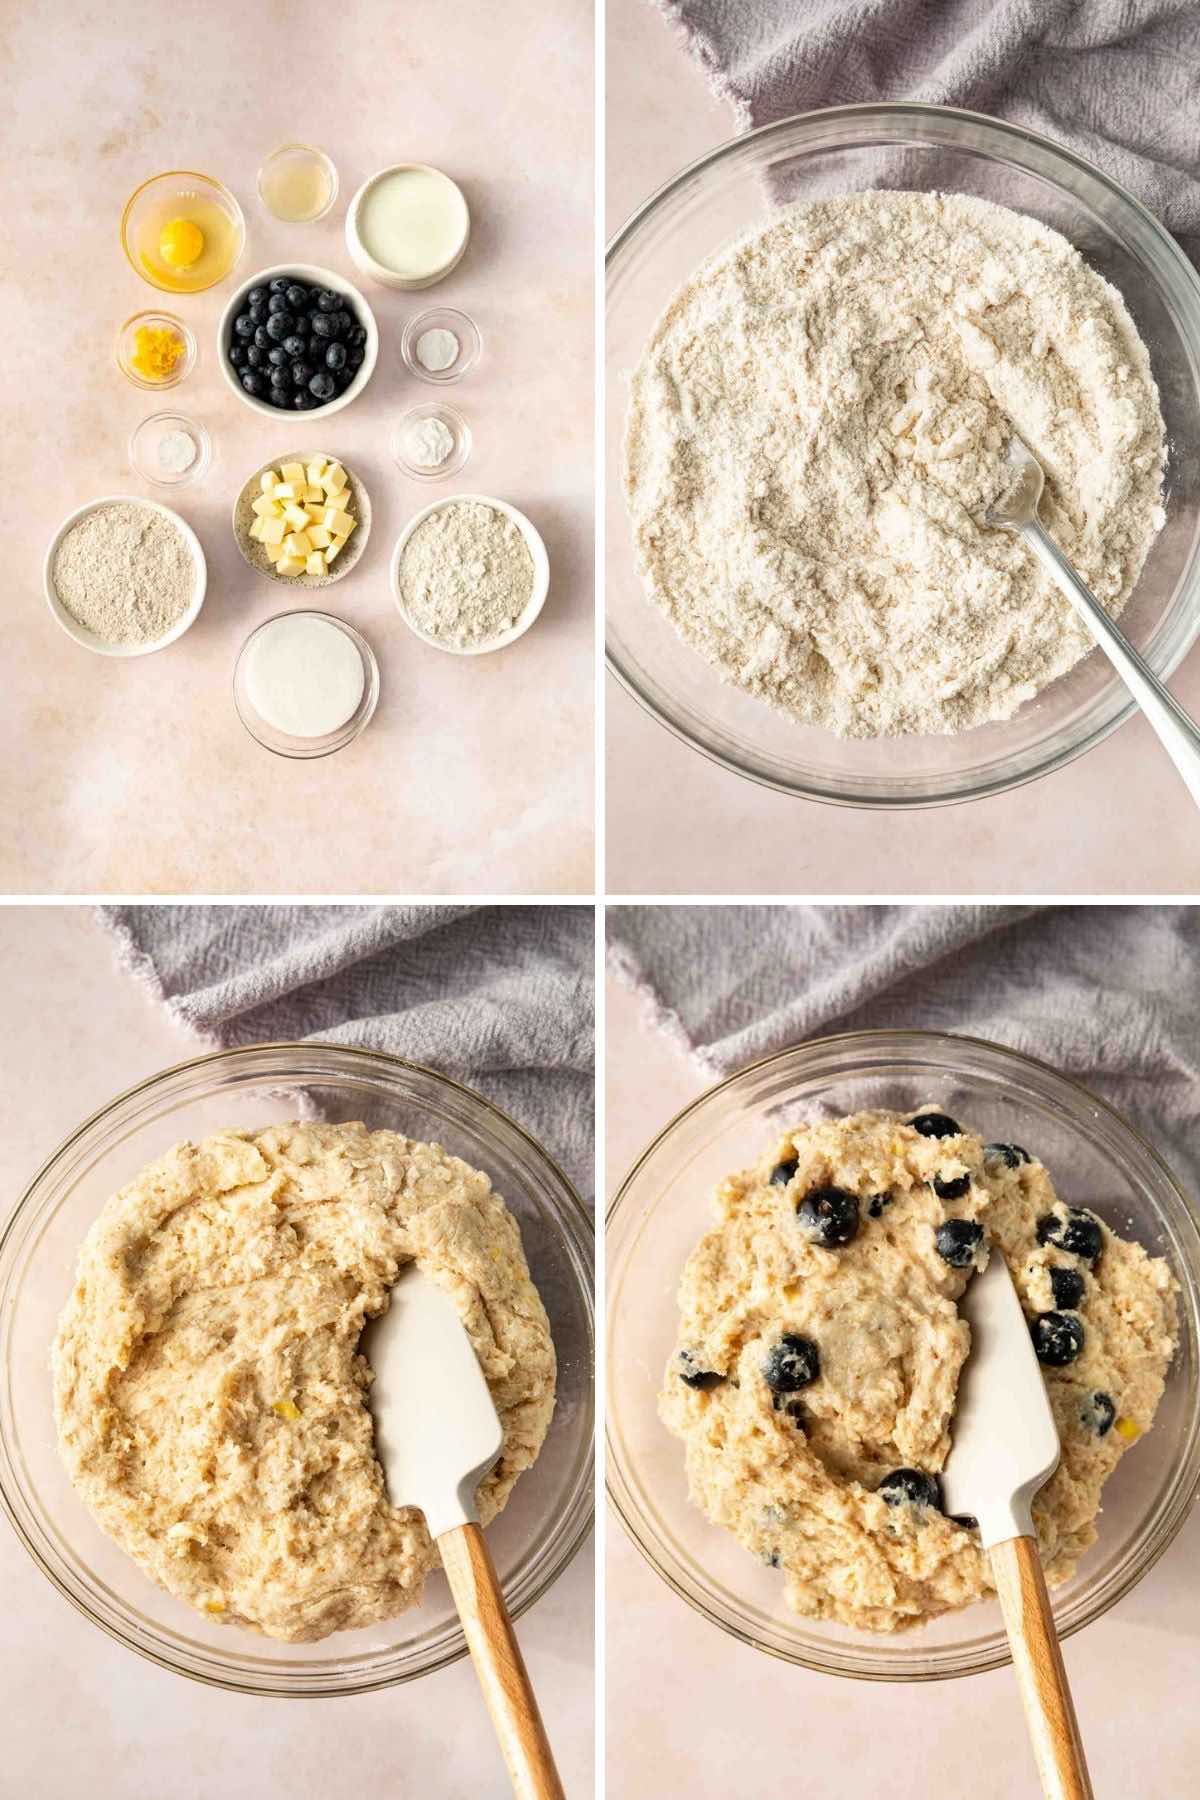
[282, 503, 310, 530]
[305, 551, 326, 576]
[281, 462, 305, 484]
[308, 525, 332, 549]
[305, 503, 325, 521]
[283, 530, 312, 557]
[264, 537, 288, 562]
[251, 494, 279, 517]
[303, 483, 324, 503]
[305, 458, 327, 486]
[275, 554, 305, 576]
[323, 508, 354, 537]
[260, 516, 287, 546]
[324, 539, 342, 564]
[322, 462, 347, 494]
[259, 470, 278, 494]
[248, 517, 268, 542]
[273, 481, 300, 502]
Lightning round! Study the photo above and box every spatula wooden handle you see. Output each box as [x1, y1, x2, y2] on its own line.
[990, 1535, 1094, 1800]
[439, 1523, 565, 1800]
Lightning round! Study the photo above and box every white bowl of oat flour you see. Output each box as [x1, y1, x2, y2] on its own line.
[44, 496, 206, 657]
[390, 494, 549, 655]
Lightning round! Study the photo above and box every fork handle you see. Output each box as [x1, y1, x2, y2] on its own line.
[1023, 516, 1200, 814]
[990, 1535, 1094, 1800]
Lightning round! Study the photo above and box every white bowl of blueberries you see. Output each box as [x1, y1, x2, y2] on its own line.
[218, 263, 379, 419]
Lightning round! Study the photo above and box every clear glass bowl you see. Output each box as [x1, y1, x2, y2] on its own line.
[606, 103, 1200, 807]
[114, 311, 197, 391]
[128, 411, 211, 489]
[233, 612, 380, 760]
[121, 171, 246, 295]
[401, 307, 482, 383]
[257, 143, 339, 223]
[607, 1029, 1200, 1680]
[0, 1043, 594, 1696]
[391, 401, 472, 481]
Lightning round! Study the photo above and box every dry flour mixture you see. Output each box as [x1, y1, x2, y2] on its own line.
[624, 191, 1168, 738]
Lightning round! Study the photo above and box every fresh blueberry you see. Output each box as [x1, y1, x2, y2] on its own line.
[266, 312, 294, 342]
[228, 344, 246, 368]
[347, 345, 365, 370]
[879, 1469, 943, 1510]
[796, 1185, 860, 1248]
[333, 309, 354, 339]
[762, 1334, 820, 1393]
[280, 334, 305, 359]
[325, 341, 347, 371]
[233, 313, 255, 340]
[285, 283, 309, 309]
[267, 344, 289, 367]
[910, 1112, 962, 1140]
[769, 1156, 798, 1188]
[1081, 1391, 1115, 1437]
[308, 370, 337, 401]
[1049, 1267, 1086, 1310]
[270, 366, 290, 390]
[1031, 1311, 1085, 1366]
[267, 291, 292, 314]
[316, 288, 339, 312]
[678, 1350, 724, 1391]
[867, 1193, 893, 1218]
[254, 325, 272, 350]
[307, 335, 324, 360]
[268, 275, 290, 293]
[1036, 1209, 1103, 1264]
[934, 1219, 983, 1268]
[240, 370, 267, 397]
[334, 369, 355, 391]
[246, 287, 267, 308]
[293, 391, 316, 409]
[247, 302, 267, 326]
[985, 1143, 1031, 1169]
[351, 324, 367, 348]
[245, 344, 265, 368]
[268, 387, 291, 408]
[291, 361, 314, 387]
[932, 1172, 971, 1201]
[311, 313, 336, 339]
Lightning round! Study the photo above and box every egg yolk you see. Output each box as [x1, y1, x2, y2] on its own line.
[159, 218, 205, 268]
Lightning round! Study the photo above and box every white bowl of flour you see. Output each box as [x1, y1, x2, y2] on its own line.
[390, 494, 549, 655]
[44, 495, 206, 657]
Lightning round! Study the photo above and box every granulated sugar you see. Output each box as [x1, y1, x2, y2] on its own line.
[398, 500, 534, 649]
[624, 190, 1168, 739]
[53, 502, 195, 646]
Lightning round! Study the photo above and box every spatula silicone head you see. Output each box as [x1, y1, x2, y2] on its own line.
[363, 1262, 503, 1541]
[941, 1250, 1061, 1549]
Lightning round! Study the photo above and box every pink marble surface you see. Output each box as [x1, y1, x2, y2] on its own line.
[2, 0, 593, 896]
[0, 908, 593, 1798]
[605, 968, 1200, 1799]
[605, 0, 1200, 896]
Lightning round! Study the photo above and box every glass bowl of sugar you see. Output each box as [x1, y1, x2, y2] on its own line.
[233, 610, 379, 758]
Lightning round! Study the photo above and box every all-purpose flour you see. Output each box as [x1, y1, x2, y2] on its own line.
[624, 191, 1168, 738]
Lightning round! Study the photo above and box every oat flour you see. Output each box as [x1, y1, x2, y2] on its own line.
[624, 191, 1168, 738]
[398, 500, 534, 649]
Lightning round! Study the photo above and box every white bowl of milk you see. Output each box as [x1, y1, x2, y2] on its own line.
[345, 164, 470, 291]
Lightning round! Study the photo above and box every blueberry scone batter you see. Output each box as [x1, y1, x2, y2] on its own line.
[54, 1122, 556, 1642]
[660, 1108, 1177, 1632]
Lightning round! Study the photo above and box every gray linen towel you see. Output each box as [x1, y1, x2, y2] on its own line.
[656, 0, 1200, 264]
[608, 903, 1200, 1194]
[101, 905, 594, 1199]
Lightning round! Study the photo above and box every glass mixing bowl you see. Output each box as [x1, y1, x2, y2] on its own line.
[0, 1044, 593, 1696]
[607, 1030, 1200, 1679]
[606, 104, 1200, 806]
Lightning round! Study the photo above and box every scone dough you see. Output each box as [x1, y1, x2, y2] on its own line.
[660, 1109, 1177, 1632]
[54, 1121, 556, 1642]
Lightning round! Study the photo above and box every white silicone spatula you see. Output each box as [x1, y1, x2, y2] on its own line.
[942, 1251, 1094, 1800]
[364, 1265, 564, 1800]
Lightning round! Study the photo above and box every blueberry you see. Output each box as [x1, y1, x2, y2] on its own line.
[286, 283, 308, 309]
[934, 1219, 983, 1268]
[267, 291, 292, 314]
[796, 1185, 860, 1248]
[985, 1143, 1031, 1169]
[762, 1334, 820, 1394]
[228, 344, 247, 368]
[1031, 1310, 1085, 1366]
[307, 336, 323, 360]
[334, 309, 353, 337]
[233, 312, 255, 340]
[270, 366, 290, 390]
[678, 1350, 724, 1391]
[311, 312, 336, 339]
[347, 345, 365, 370]
[267, 344, 289, 367]
[266, 312, 294, 342]
[932, 1172, 971, 1201]
[1049, 1267, 1086, 1310]
[245, 344, 265, 368]
[241, 370, 267, 397]
[293, 392, 316, 409]
[247, 287, 267, 308]
[769, 1156, 798, 1188]
[334, 368, 355, 392]
[1081, 1391, 1115, 1437]
[1036, 1209, 1103, 1264]
[351, 324, 367, 348]
[254, 325, 272, 349]
[308, 370, 336, 401]
[316, 288, 339, 312]
[910, 1112, 962, 1140]
[282, 333, 306, 359]
[248, 302, 267, 326]
[867, 1193, 893, 1218]
[879, 1469, 942, 1510]
[325, 341, 347, 371]
[268, 387, 291, 408]
[291, 360, 314, 387]
[268, 275, 290, 293]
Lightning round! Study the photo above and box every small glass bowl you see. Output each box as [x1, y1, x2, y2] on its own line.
[257, 143, 339, 223]
[390, 402, 472, 482]
[128, 412, 211, 489]
[401, 307, 482, 383]
[120, 171, 245, 294]
[607, 1029, 1200, 1682]
[0, 1041, 593, 1695]
[115, 312, 197, 391]
[233, 610, 379, 759]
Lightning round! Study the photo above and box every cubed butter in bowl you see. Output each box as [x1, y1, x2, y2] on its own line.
[232, 451, 371, 587]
